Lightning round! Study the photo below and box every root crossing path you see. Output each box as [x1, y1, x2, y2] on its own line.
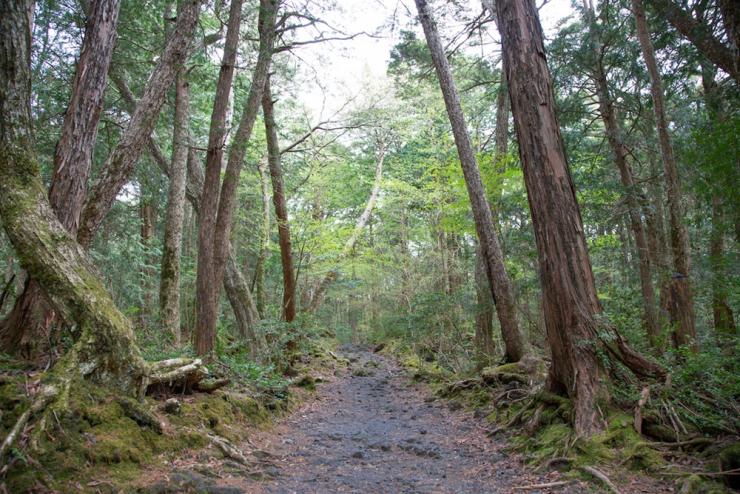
[240, 345, 582, 493]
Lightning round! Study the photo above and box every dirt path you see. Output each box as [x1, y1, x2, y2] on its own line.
[233, 345, 584, 493]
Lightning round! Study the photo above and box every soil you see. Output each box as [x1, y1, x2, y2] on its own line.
[139, 345, 670, 493]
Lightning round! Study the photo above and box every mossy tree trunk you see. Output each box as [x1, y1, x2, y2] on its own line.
[159, 69, 190, 345]
[0, 0, 121, 358]
[0, 0, 147, 393]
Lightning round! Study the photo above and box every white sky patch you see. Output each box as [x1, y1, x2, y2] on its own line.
[291, 0, 574, 119]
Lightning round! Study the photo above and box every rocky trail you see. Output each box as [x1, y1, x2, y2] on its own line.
[142, 346, 605, 493]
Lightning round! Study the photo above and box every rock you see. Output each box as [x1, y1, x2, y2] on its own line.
[351, 451, 364, 459]
[162, 398, 181, 415]
[118, 397, 163, 434]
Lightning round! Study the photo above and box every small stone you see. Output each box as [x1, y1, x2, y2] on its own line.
[163, 398, 181, 415]
[351, 451, 364, 459]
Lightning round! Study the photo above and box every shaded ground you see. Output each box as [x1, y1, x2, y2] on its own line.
[140, 345, 673, 493]
[241, 344, 584, 494]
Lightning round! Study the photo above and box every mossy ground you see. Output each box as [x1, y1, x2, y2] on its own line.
[0, 337, 343, 493]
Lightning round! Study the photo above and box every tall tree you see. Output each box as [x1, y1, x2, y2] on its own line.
[415, 0, 525, 363]
[583, 1, 660, 348]
[159, 69, 190, 345]
[633, 0, 697, 351]
[646, 0, 739, 83]
[194, 0, 278, 356]
[495, 0, 664, 435]
[0, 0, 121, 356]
[0, 0, 147, 394]
[77, 0, 202, 248]
[263, 76, 297, 322]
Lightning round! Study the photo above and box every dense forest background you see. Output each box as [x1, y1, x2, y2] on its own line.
[0, 0, 738, 490]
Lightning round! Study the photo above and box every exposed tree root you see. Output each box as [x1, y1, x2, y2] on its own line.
[0, 385, 57, 463]
[209, 433, 250, 465]
[0, 355, 224, 466]
[513, 480, 573, 490]
[581, 465, 621, 494]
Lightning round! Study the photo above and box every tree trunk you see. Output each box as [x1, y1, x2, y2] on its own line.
[0, 0, 147, 392]
[195, 0, 277, 356]
[0, 0, 121, 358]
[415, 0, 524, 363]
[77, 0, 202, 248]
[262, 77, 297, 322]
[109, 71, 261, 346]
[633, 0, 697, 351]
[159, 69, 189, 345]
[474, 245, 496, 363]
[584, 4, 660, 348]
[307, 140, 386, 313]
[646, 0, 739, 83]
[139, 198, 155, 328]
[710, 197, 736, 339]
[253, 159, 270, 317]
[194, 0, 246, 356]
[496, 0, 664, 436]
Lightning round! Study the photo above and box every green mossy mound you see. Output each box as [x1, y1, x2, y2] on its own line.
[0, 374, 284, 492]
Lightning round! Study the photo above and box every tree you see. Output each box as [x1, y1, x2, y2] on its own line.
[646, 0, 739, 84]
[495, 0, 664, 435]
[415, 0, 525, 363]
[582, 1, 660, 349]
[159, 68, 190, 345]
[0, 0, 121, 356]
[194, 0, 278, 356]
[633, 0, 697, 351]
[263, 76, 297, 322]
[306, 135, 387, 314]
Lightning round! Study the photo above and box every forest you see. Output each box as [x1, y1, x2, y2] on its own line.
[0, 0, 737, 492]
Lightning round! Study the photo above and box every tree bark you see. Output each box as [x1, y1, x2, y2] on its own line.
[584, 4, 660, 348]
[307, 140, 386, 313]
[0, 0, 147, 392]
[646, 0, 739, 83]
[415, 0, 524, 363]
[262, 77, 297, 322]
[159, 69, 189, 345]
[474, 245, 496, 362]
[0, 0, 121, 357]
[111, 71, 262, 350]
[77, 0, 202, 248]
[710, 197, 736, 339]
[195, 0, 278, 355]
[634, 0, 697, 351]
[495, 0, 664, 436]
[139, 198, 155, 327]
[253, 159, 270, 317]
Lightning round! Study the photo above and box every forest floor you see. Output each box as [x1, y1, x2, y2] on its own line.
[135, 344, 675, 493]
